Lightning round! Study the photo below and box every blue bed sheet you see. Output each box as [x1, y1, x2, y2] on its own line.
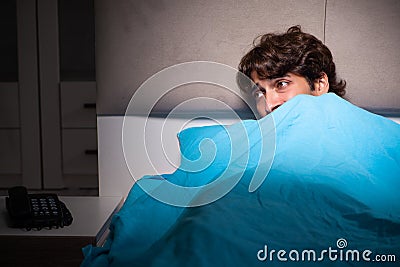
[82, 93, 400, 267]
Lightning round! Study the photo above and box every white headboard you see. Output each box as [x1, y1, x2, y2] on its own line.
[97, 115, 241, 197]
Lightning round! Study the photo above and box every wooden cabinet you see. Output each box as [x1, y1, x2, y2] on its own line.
[0, 0, 98, 191]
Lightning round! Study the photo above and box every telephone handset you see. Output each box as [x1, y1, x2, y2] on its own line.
[6, 186, 73, 230]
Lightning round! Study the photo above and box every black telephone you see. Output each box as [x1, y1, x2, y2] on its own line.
[6, 186, 73, 230]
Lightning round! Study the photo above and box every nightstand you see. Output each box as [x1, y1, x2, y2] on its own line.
[0, 196, 123, 267]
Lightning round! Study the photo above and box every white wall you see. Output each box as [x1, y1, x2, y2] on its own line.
[95, 0, 326, 115]
[325, 0, 400, 109]
[95, 0, 400, 114]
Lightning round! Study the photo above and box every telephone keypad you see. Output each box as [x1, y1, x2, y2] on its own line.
[29, 196, 61, 218]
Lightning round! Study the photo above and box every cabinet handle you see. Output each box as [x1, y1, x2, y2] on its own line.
[83, 103, 96, 109]
[84, 149, 98, 155]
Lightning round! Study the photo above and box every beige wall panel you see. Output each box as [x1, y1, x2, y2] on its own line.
[95, 0, 326, 114]
[325, 0, 400, 110]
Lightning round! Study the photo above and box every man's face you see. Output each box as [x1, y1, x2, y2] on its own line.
[250, 71, 325, 117]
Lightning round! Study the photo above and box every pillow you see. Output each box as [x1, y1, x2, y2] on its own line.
[177, 124, 226, 163]
[172, 124, 231, 186]
[171, 113, 276, 192]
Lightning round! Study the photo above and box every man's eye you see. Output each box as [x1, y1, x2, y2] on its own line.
[276, 81, 289, 89]
[252, 89, 265, 98]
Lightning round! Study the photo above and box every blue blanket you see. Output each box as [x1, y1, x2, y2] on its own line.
[82, 93, 400, 267]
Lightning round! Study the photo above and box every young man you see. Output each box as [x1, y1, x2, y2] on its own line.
[238, 25, 346, 117]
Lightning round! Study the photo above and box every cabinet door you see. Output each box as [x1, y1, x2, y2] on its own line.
[60, 82, 98, 189]
[0, 0, 97, 191]
[37, 0, 97, 189]
[57, 0, 98, 190]
[0, 0, 42, 189]
[0, 130, 21, 187]
[0, 83, 19, 128]
[36, 0, 63, 188]
[62, 129, 98, 188]
[0, 83, 22, 187]
[60, 82, 97, 128]
[17, 0, 42, 189]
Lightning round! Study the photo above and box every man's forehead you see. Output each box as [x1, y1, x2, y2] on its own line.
[251, 70, 291, 81]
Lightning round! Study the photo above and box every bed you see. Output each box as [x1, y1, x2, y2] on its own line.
[82, 93, 400, 267]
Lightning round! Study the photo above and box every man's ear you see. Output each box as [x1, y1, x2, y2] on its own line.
[312, 72, 329, 96]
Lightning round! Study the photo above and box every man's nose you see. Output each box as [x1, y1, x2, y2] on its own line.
[265, 91, 281, 112]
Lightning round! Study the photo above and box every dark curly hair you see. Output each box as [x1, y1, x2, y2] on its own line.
[238, 25, 346, 97]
